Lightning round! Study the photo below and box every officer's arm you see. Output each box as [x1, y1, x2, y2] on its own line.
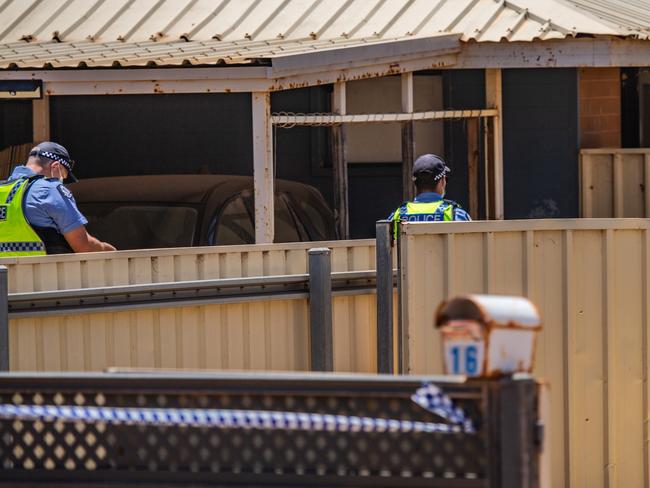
[63, 226, 116, 253]
[454, 207, 472, 221]
[44, 185, 116, 252]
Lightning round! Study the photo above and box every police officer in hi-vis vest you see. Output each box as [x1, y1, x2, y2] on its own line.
[0, 142, 115, 256]
[389, 153, 471, 238]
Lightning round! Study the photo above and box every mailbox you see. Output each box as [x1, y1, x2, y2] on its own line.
[435, 294, 542, 378]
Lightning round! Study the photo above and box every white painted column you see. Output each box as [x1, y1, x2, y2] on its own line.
[251, 92, 274, 243]
[32, 95, 50, 142]
[485, 68, 504, 220]
[401, 72, 415, 201]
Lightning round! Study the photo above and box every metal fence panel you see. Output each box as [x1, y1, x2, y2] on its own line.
[2, 241, 387, 373]
[398, 219, 650, 488]
[0, 240, 378, 293]
[580, 148, 650, 217]
[10, 302, 311, 372]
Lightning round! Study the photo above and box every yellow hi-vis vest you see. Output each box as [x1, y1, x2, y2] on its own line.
[0, 177, 46, 257]
[390, 201, 456, 239]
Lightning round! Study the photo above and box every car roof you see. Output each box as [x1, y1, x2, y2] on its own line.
[67, 175, 321, 204]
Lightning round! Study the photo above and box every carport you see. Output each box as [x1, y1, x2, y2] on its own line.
[1, 0, 649, 241]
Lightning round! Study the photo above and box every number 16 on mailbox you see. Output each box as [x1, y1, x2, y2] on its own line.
[435, 295, 542, 378]
[445, 340, 485, 376]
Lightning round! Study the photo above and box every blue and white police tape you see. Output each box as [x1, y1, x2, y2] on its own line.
[411, 383, 474, 433]
[0, 382, 474, 435]
[0, 403, 474, 435]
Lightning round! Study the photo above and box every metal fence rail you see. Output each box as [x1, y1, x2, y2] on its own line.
[6, 270, 377, 318]
[0, 371, 540, 488]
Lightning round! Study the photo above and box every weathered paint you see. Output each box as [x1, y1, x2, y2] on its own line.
[331, 82, 348, 240]
[31, 95, 49, 141]
[400, 72, 415, 202]
[251, 92, 274, 244]
[270, 109, 497, 125]
[436, 294, 541, 377]
[485, 68, 504, 220]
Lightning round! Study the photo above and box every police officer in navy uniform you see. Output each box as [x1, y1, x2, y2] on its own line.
[0, 142, 115, 256]
[389, 154, 471, 238]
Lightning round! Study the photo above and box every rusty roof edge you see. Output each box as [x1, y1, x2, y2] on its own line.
[0, 65, 271, 80]
[267, 33, 461, 76]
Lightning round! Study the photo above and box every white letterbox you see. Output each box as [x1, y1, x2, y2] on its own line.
[435, 294, 542, 378]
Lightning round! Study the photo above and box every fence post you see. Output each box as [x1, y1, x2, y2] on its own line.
[488, 378, 541, 488]
[0, 266, 8, 371]
[500, 378, 540, 488]
[308, 248, 333, 371]
[396, 220, 405, 373]
[375, 221, 393, 374]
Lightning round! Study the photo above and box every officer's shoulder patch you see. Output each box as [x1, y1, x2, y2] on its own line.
[57, 185, 74, 200]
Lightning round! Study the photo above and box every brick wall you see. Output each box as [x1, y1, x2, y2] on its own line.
[579, 67, 621, 148]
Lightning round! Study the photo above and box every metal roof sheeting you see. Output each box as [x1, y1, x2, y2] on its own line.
[0, 35, 457, 68]
[563, 0, 650, 33]
[0, 0, 648, 69]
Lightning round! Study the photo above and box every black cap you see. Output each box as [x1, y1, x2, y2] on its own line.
[412, 154, 450, 181]
[30, 141, 77, 183]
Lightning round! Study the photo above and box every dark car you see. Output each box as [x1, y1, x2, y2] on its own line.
[67, 175, 337, 250]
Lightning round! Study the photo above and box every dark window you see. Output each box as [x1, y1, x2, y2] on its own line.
[83, 204, 198, 250]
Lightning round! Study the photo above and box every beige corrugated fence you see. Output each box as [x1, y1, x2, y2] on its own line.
[399, 219, 650, 488]
[581, 148, 650, 217]
[10, 218, 649, 486]
[2, 240, 386, 373]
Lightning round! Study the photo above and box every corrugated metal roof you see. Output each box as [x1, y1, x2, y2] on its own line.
[0, 0, 647, 69]
[562, 0, 650, 34]
[0, 34, 457, 68]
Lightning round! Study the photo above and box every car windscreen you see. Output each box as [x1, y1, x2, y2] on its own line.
[286, 192, 336, 241]
[209, 195, 255, 245]
[208, 192, 303, 245]
[294, 197, 336, 241]
[80, 203, 199, 250]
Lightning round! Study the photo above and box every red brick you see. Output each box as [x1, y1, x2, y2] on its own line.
[580, 114, 620, 132]
[579, 67, 620, 82]
[581, 131, 621, 148]
[581, 82, 620, 98]
[580, 98, 620, 117]
[579, 68, 621, 148]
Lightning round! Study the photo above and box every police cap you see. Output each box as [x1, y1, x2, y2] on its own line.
[30, 141, 77, 183]
[412, 154, 451, 181]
